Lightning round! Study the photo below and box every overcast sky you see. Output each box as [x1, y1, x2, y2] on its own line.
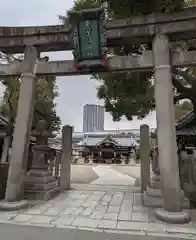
[0, 0, 156, 132]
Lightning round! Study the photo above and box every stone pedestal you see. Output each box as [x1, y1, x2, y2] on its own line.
[152, 34, 190, 223]
[77, 157, 85, 164]
[88, 156, 94, 164]
[150, 173, 161, 189]
[129, 157, 136, 165]
[24, 120, 60, 200]
[146, 186, 162, 197]
[25, 173, 59, 201]
[1, 136, 10, 163]
[150, 147, 161, 189]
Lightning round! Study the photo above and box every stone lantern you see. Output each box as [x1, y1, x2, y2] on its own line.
[24, 120, 60, 200]
[30, 120, 55, 170]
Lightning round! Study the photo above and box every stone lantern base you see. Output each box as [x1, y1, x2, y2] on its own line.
[24, 169, 60, 201]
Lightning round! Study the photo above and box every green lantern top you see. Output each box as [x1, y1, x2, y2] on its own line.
[69, 8, 107, 69]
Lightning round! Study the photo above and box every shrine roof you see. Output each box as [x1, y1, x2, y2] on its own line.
[151, 110, 196, 137]
[176, 110, 195, 131]
[77, 134, 138, 147]
[0, 115, 8, 126]
[176, 126, 196, 135]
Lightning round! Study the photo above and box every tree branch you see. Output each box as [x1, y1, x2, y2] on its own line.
[175, 69, 194, 86]
[174, 93, 188, 104]
[172, 76, 192, 96]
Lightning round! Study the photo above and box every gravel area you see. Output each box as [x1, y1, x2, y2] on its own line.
[111, 165, 141, 186]
[111, 165, 140, 178]
[71, 165, 99, 184]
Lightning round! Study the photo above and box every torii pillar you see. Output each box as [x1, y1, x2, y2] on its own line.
[1, 46, 38, 210]
[152, 34, 190, 223]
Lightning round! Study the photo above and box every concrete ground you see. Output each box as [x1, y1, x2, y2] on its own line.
[0, 223, 188, 240]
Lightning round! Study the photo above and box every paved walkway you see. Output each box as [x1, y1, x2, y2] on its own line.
[0, 184, 196, 239]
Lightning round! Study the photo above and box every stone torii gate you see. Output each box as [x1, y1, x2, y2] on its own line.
[1, 6, 196, 224]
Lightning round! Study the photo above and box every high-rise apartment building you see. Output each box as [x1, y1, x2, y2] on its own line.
[83, 104, 104, 132]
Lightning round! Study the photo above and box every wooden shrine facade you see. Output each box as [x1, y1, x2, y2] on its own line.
[78, 134, 137, 164]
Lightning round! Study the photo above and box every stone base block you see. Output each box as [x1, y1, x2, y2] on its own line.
[150, 179, 161, 189]
[151, 173, 160, 180]
[146, 187, 162, 197]
[0, 200, 28, 211]
[25, 187, 61, 201]
[88, 162, 94, 165]
[26, 170, 52, 177]
[25, 181, 57, 191]
[143, 192, 163, 207]
[24, 169, 61, 201]
[155, 209, 191, 224]
[77, 158, 85, 164]
[143, 192, 190, 209]
[25, 175, 56, 184]
[129, 158, 136, 165]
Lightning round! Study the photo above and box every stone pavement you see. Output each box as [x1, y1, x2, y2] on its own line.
[0, 184, 196, 239]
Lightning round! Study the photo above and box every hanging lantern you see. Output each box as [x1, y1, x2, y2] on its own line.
[69, 8, 107, 71]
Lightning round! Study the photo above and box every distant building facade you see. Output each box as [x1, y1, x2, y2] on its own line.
[77, 134, 138, 164]
[83, 104, 104, 132]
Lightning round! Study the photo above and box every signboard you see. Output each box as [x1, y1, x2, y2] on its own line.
[70, 8, 107, 70]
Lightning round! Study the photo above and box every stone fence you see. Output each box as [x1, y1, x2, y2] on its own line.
[178, 149, 196, 206]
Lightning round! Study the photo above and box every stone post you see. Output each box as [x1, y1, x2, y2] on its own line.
[140, 124, 150, 193]
[153, 34, 190, 223]
[2, 46, 38, 209]
[144, 145, 163, 201]
[1, 136, 10, 163]
[55, 151, 61, 181]
[60, 125, 73, 191]
[150, 145, 161, 189]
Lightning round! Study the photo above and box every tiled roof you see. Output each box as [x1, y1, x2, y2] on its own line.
[151, 110, 196, 137]
[78, 134, 138, 147]
[176, 126, 196, 136]
[0, 116, 8, 126]
[176, 110, 195, 130]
